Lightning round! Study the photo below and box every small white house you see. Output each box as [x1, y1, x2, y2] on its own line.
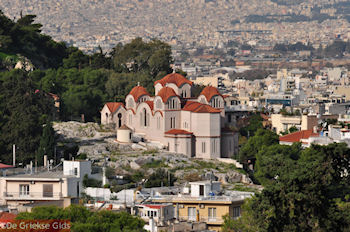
[189, 181, 221, 198]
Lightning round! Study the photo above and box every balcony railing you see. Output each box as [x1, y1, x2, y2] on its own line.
[4, 192, 62, 200]
[178, 216, 224, 224]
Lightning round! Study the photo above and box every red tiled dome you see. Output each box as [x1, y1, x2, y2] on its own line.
[157, 87, 178, 103]
[199, 86, 222, 102]
[154, 73, 193, 87]
[128, 86, 150, 102]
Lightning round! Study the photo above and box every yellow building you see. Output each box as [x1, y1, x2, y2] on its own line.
[152, 181, 252, 231]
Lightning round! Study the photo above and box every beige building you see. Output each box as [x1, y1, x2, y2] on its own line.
[271, 114, 338, 134]
[0, 160, 92, 211]
[152, 181, 252, 232]
[101, 73, 238, 159]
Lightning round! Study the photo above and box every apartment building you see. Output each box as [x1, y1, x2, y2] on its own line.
[151, 181, 252, 232]
[0, 160, 92, 211]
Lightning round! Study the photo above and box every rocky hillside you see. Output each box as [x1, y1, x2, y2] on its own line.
[53, 121, 259, 192]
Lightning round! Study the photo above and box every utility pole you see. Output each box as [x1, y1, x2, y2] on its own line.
[12, 144, 16, 167]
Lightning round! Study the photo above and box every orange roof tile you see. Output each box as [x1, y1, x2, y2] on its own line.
[105, 102, 124, 114]
[129, 86, 150, 101]
[157, 87, 178, 103]
[0, 212, 16, 222]
[279, 130, 319, 143]
[182, 101, 221, 113]
[200, 86, 222, 101]
[119, 125, 131, 130]
[260, 113, 270, 121]
[165, 129, 193, 135]
[144, 101, 154, 110]
[154, 73, 193, 87]
[0, 163, 13, 169]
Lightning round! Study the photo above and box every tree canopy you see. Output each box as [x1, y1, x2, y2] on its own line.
[17, 205, 146, 232]
[224, 142, 350, 232]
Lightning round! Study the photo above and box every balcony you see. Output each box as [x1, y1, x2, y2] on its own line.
[178, 216, 224, 224]
[4, 192, 63, 201]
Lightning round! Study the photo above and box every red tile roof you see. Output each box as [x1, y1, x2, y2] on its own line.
[279, 130, 319, 143]
[157, 87, 178, 102]
[165, 129, 193, 135]
[143, 204, 166, 209]
[105, 102, 124, 114]
[182, 101, 221, 113]
[154, 73, 193, 87]
[200, 86, 222, 101]
[0, 212, 16, 222]
[0, 163, 13, 169]
[119, 125, 131, 130]
[144, 101, 154, 110]
[129, 86, 150, 101]
[260, 113, 270, 121]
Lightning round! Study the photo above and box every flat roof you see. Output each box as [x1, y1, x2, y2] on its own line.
[3, 171, 75, 180]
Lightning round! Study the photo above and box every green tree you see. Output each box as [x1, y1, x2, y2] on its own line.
[0, 69, 54, 163]
[145, 168, 176, 188]
[235, 143, 350, 232]
[238, 128, 279, 164]
[221, 198, 259, 232]
[112, 37, 172, 77]
[239, 114, 264, 138]
[36, 120, 55, 165]
[17, 205, 146, 232]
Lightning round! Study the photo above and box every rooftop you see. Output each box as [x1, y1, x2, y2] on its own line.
[280, 130, 319, 143]
[105, 102, 124, 114]
[200, 86, 222, 102]
[154, 73, 193, 87]
[183, 101, 221, 113]
[157, 87, 178, 103]
[129, 86, 150, 102]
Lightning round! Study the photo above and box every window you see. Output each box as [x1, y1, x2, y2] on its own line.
[188, 207, 196, 221]
[141, 108, 149, 127]
[156, 99, 162, 109]
[208, 208, 217, 220]
[43, 184, 53, 197]
[74, 167, 78, 176]
[117, 113, 122, 128]
[128, 98, 134, 108]
[233, 206, 241, 218]
[186, 141, 190, 154]
[202, 142, 206, 153]
[19, 184, 29, 196]
[199, 185, 204, 196]
[168, 98, 177, 109]
[157, 117, 160, 129]
[170, 117, 176, 129]
[212, 139, 216, 153]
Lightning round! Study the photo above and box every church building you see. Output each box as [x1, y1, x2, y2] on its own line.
[101, 73, 238, 159]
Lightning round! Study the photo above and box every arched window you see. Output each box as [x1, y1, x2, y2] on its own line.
[117, 113, 122, 128]
[143, 108, 147, 127]
[156, 99, 162, 109]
